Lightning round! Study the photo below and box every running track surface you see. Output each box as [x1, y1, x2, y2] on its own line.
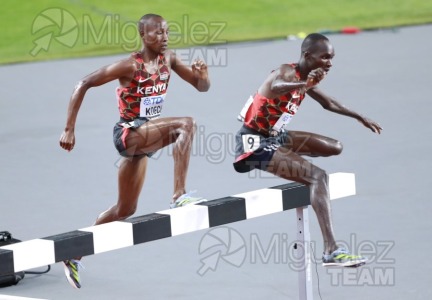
[0, 24, 431, 299]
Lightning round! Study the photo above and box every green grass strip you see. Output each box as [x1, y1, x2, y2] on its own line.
[1, 0, 431, 64]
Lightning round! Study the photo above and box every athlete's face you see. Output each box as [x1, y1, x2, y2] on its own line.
[305, 41, 335, 73]
[141, 17, 169, 53]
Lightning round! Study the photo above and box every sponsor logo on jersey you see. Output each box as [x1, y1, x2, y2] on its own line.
[287, 102, 299, 114]
[140, 94, 167, 118]
[138, 77, 151, 83]
[143, 96, 164, 105]
[160, 72, 169, 80]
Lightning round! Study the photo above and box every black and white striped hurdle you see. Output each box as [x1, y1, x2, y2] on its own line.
[0, 173, 355, 300]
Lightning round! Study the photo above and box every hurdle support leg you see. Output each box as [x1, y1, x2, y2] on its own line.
[0, 172, 356, 300]
[296, 206, 314, 300]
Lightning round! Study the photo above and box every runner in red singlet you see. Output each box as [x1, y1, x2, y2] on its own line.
[234, 33, 382, 268]
[59, 14, 210, 288]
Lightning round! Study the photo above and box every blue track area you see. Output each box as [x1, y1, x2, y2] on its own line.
[0, 24, 431, 299]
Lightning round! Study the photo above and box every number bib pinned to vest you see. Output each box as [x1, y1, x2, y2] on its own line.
[242, 134, 261, 153]
[140, 93, 166, 119]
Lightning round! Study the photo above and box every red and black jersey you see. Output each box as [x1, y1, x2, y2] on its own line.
[116, 52, 171, 120]
[242, 64, 306, 135]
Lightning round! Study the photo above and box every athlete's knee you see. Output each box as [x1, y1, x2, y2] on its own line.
[320, 139, 343, 157]
[311, 167, 328, 185]
[179, 117, 196, 133]
[333, 140, 343, 155]
[174, 117, 196, 141]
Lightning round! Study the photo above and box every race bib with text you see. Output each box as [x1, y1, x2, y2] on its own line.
[272, 112, 294, 132]
[140, 93, 166, 118]
[242, 134, 261, 153]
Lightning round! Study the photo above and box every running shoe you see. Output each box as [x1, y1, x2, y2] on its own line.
[170, 191, 207, 209]
[63, 259, 84, 288]
[322, 247, 367, 267]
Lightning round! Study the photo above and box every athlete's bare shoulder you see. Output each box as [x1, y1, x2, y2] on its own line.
[277, 63, 297, 82]
[104, 54, 139, 86]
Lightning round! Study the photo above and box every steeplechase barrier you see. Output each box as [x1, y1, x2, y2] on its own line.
[0, 172, 356, 300]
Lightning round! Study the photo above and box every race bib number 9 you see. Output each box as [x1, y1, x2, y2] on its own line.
[140, 93, 166, 118]
[242, 134, 260, 153]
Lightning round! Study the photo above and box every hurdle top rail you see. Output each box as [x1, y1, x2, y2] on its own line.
[0, 172, 356, 300]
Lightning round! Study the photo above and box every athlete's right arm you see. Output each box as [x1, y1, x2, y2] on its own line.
[59, 58, 135, 151]
[259, 64, 306, 98]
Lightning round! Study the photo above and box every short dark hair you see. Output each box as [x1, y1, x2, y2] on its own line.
[138, 14, 163, 34]
[301, 33, 329, 53]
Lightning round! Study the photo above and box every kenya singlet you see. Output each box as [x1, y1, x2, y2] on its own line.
[238, 64, 306, 135]
[116, 52, 170, 121]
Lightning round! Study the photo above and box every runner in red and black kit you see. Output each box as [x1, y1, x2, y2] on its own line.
[113, 51, 170, 157]
[234, 33, 382, 268]
[59, 14, 210, 288]
[234, 63, 306, 172]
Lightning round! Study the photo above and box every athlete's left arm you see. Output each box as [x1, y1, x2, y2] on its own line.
[307, 87, 382, 134]
[169, 51, 210, 92]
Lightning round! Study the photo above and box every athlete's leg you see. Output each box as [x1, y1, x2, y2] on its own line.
[66, 156, 148, 282]
[95, 155, 148, 224]
[266, 148, 337, 254]
[285, 130, 343, 157]
[124, 117, 196, 202]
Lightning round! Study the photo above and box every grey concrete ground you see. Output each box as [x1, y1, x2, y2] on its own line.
[0, 24, 431, 299]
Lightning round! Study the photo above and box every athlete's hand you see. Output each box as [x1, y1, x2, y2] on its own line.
[305, 68, 327, 89]
[191, 59, 208, 80]
[359, 117, 383, 134]
[59, 130, 76, 151]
